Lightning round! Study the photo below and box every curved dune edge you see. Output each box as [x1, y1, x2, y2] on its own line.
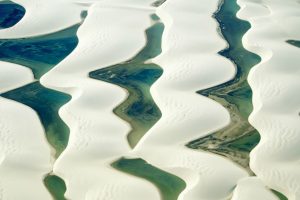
[0, 1, 88, 198]
[0, 61, 52, 199]
[41, 1, 164, 199]
[129, 0, 252, 199]
[238, 0, 300, 199]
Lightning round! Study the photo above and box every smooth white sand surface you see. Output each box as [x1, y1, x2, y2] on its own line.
[231, 177, 278, 200]
[0, 61, 33, 93]
[238, 0, 300, 199]
[0, 97, 52, 200]
[41, 2, 162, 199]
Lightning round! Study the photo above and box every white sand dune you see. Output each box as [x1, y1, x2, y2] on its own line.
[238, 0, 300, 199]
[0, 59, 52, 199]
[42, 0, 253, 199]
[0, 97, 52, 199]
[41, 2, 162, 199]
[129, 0, 249, 199]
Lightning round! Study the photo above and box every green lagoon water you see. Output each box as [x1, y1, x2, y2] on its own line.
[272, 190, 289, 200]
[0, 24, 80, 79]
[0, 24, 80, 157]
[112, 158, 186, 200]
[187, 0, 261, 172]
[90, 15, 163, 148]
[0, 1, 25, 29]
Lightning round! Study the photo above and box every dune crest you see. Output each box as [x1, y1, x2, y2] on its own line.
[238, 0, 300, 199]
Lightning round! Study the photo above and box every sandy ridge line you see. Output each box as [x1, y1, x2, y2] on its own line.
[0, 62, 52, 199]
[0, 1, 89, 199]
[238, 0, 300, 199]
[127, 0, 253, 199]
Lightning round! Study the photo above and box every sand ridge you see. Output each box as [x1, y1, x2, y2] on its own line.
[238, 0, 300, 199]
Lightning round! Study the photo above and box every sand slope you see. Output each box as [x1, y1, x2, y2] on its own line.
[41, 2, 162, 199]
[238, 0, 300, 199]
[130, 0, 250, 199]
[0, 93, 51, 199]
[231, 177, 278, 200]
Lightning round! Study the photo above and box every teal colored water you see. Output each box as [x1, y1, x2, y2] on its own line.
[0, 1, 25, 29]
[90, 16, 163, 148]
[287, 40, 300, 48]
[0, 24, 79, 79]
[0, 23, 81, 156]
[187, 0, 261, 172]
[112, 158, 186, 200]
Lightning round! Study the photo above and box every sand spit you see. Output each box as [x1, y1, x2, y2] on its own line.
[238, 0, 300, 199]
[41, 2, 164, 199]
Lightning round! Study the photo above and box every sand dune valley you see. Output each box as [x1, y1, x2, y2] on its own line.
[0, 0, 299, 199]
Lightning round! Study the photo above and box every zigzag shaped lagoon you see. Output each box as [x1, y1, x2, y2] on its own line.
[187, 0, 261, 173]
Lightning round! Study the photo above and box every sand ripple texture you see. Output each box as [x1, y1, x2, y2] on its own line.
[0, 0, 299, 199]
[238, 0, 300, 199]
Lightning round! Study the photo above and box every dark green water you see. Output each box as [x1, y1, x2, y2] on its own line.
[44, 175, 67, 200]
[90, 15, 163, 148]
[272, 190, 288, 200]
[287, 40, 300, 48]
[0, 1, 25, 29]
[112, 158, 186, 200]
[187, 0, 261, 172]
